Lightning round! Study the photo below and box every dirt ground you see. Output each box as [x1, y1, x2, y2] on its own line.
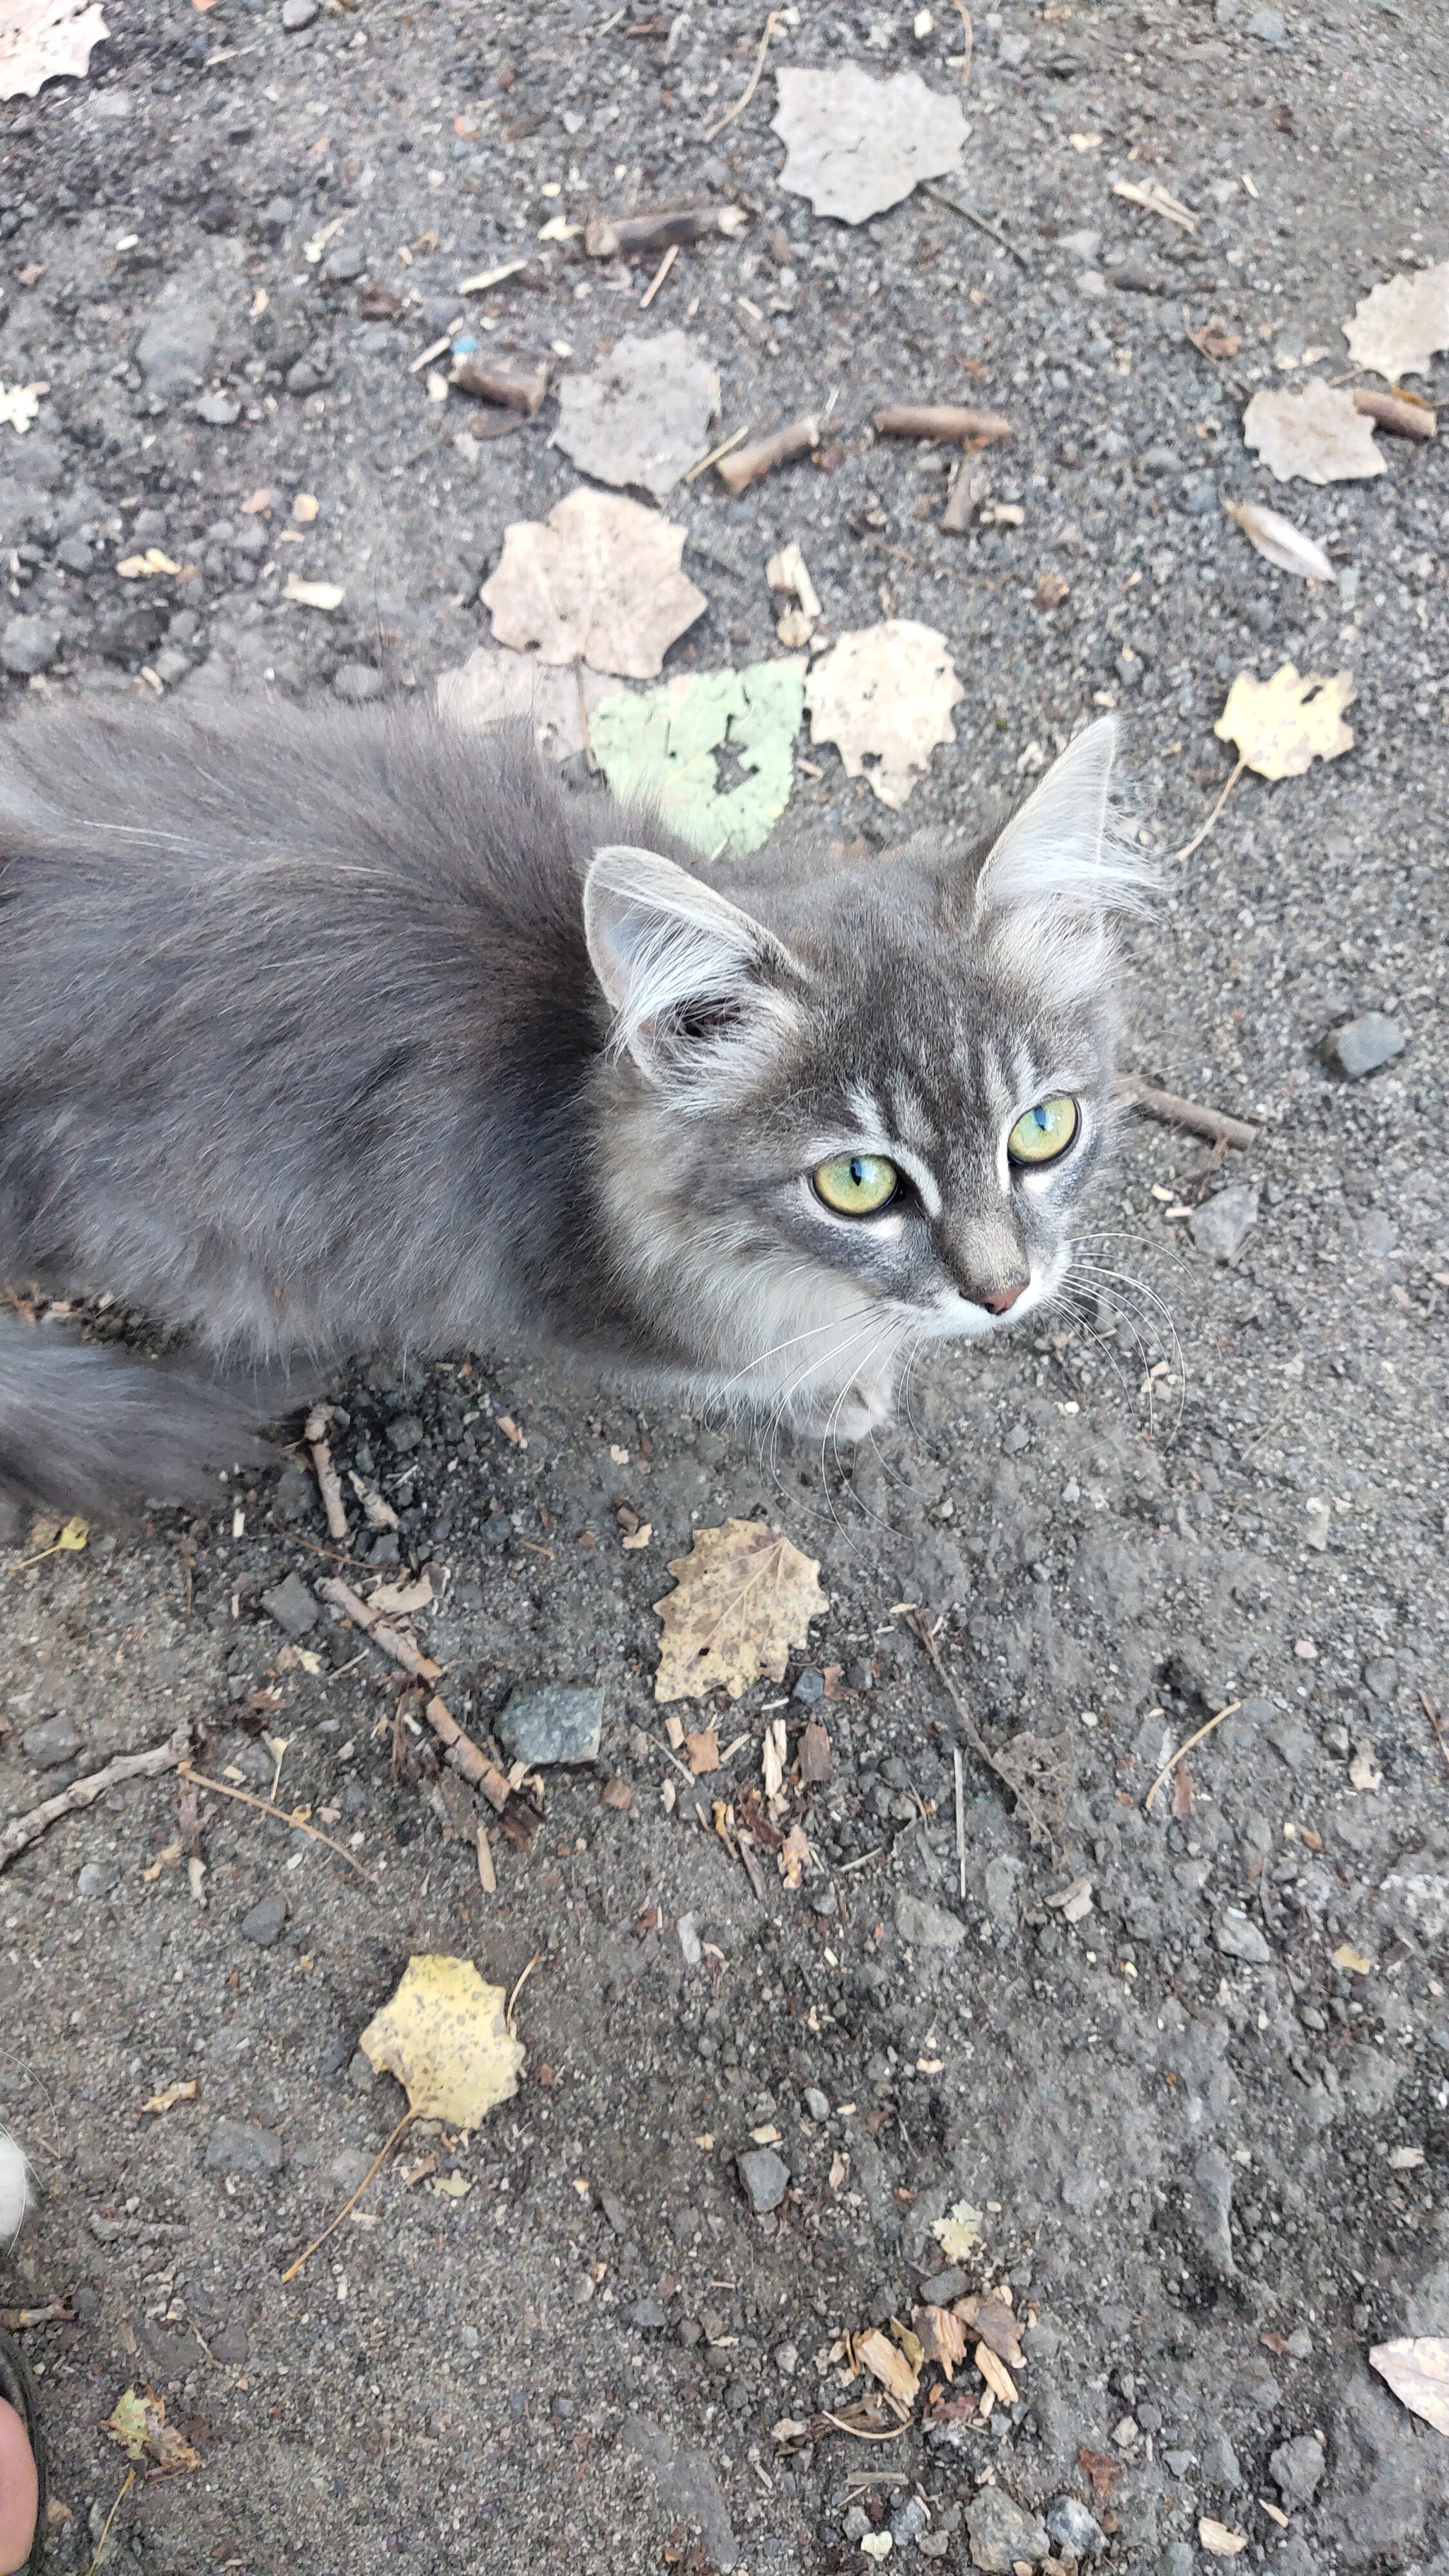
[3, 0, 1449, 2570]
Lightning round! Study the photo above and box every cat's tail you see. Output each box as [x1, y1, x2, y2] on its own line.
[0, 1319, 282, 1521]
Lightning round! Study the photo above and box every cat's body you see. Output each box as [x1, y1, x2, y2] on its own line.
[0, 702, 1145, 1515]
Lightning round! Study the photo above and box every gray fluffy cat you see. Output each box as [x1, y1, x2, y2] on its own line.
[0, 702, 1147, 1516]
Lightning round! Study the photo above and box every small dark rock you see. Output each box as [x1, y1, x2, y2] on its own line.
[333, 661, 386, 703]
[501, 1685, 604, 1767]
[1271, 2434, 1325, 2507]
[1, 616, 60, 676]
[23, 1714, 86, 1770]
[261, 1571, 318, 1638]
[966, 2486, 1049, 2570]
[1046, 2497, 1104, 2558]
[737, 2148, 790, 2216]
[629, 2298, 669, 2329]
[241, 1893, 288, 1947]
[203, 2119, 284, 2176]
[385, 1413, 424, 1454]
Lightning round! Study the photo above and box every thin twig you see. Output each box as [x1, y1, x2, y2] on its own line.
[922, 180, 1030, 270]
[906, 1612, 1016, 1807]
[507, 1951, 542, 2035]
[177, 1763, 374, 1881]
[640, 241, 678, 307]
[953, 1747, 966, 1902]
[1116, 1076, 1258, 1151]
[1144, 1703, 1242, 1813]
[85, 2471, 136, 2576]
[0, 1723, 192, 1873]
[1421, 1690, 1449, 1784]
[0, 2294, 74, 2330]
[1164, 754, 1245, 863]
[316, 1576, 442, 1682]
[281, 2107, 416, 2282]
[953, 0, 972, 84]
[703, 6, 782, 141]
[820, 2411, 913, 2443]
[684, 422, 751, 484]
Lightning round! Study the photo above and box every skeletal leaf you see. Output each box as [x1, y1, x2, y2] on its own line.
[1343, 260, 1449, 383]
[856, 2325, 920, 2408]
[805, 619, 964, 809]
[0, 0, 108, 99]
[653, 1518, 827, 1703]
[772, 65, 966, 224]
[1199, 2521, 1249, 2559]
[551, 330, 720, 499]
[358, 1954, 524, 2125]
[101, 2386, 202, 2476]
[1242, 382, 1384, 485]
[1223, 497, 1334, 584]
[1371, 2338, 1449, 2434]
[589, 659, 806, 857]
[437, 644, 624, 763]
[930, 2200, 983, 2263]
[480, 487, 706, 680]
[1215, 663, 1356, 781]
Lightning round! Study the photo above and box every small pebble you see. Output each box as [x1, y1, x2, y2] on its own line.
[1322, 1012, 1405, 1079]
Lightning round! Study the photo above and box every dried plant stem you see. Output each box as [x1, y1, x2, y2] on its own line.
[703, 7, 782, 141]
[507, 1951, 543, 2036]
[178, 1762, 373, 1881]
[282, 2107, 417, 2282]
[820, 2411, 913, 2443]
[906, 1612, 1011, 1801]
[85, 2471, 136, 2576]
[1, 2295, 73, 2330]
[1, 1723, 192, 1873]
[1144, 1704, 1242, 1813]
[1165, 755, 1245, 863]
[316, 1576, 442, 1682]
[1116, 1078, 1258, 1150]
[640, 242, 678, 307]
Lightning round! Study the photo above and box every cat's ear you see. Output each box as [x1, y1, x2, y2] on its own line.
[584, 843, 803, 1081]
[973, 717, 1153, 925]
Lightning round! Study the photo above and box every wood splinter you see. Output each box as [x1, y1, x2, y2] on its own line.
[717, 415, 819, 497]
[448, 356, 549, 417]
[873, 404, 1012, 449]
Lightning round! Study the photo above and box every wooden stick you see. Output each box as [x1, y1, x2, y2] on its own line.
[940, 461, 986, 536]
[1, 2296, 74, 2330]
[476, 1823, 497, 1893]
[422, 1692, 507, 1803]
[282, 2106, 416, 2282]
[874, 404, 1011, 446]
[703, 7, 782, 141]
[1353, 387, 1436, 441]
[316, 1576, 442, 1681]
[0, 1723, 192, 1873]
[178, 1763, 374, 1881]
[585, 203, 746, 259]
[640, 242, 678, 308]
[953, 1747, 966, 1902]
[1144, 1704, 1242, 1813]
[717, 415, 819, 496]
[684, 422, 750, 484]
[304, 1407, 350, 1544]
[448, 356, 549, 415]
[1116, 1076, 1258, 1150]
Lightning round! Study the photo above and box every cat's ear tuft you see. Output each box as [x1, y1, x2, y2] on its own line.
[974, 717, 1154, 923]
[584, 843, 802, 1080]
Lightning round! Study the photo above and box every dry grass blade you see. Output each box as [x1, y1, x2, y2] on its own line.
[178, 1763, 374, 1880]
[703, 6, 783, 141]
[906, 1611, 1067, 1852]
[282, 2107, 416, 2282]
[1144, 1704, 1241, 1812]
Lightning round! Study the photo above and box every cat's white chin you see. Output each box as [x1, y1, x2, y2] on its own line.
[0, 2130, 29, 2241]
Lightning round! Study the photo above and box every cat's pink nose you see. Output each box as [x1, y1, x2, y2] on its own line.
[971, 1281, 1028, 1317]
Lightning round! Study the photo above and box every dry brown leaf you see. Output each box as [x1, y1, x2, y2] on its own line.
[1078, 2448, 1123, 2502]
[805, 619, 964, 809]
[1242, 382, 1385, 486]
[1199, 2520, 1249, 2559]
[778, 1820, 810, 1890]
[138, 2080, 198, 2115]
[552, 330, 720, 499]
[954, 2292, 1025, 2371]
[0, 0, 108, 98]
[914, 2304, 969, 2379]
[1370, 2337, 1449, 2433]
[100, 2386, 201, 2477]
[358, 1953, 524, 2125]
[1215, 663, 1356, 782]
[856, 2325, 920, 2409]
[974, 2340, 1018, 2404]
[771, 66, 966, 224]
[480, 487, 707, 679]
[685, 1727, 720, 1776]
[437, 645, 623, 762]
[799, 1719, 833, 1784]
[1343, 260, 1449, 383]
[652, 1518, 827, 1702]
[1333, 1942, 1374, 1975]
[1223, 497, 1334, 584]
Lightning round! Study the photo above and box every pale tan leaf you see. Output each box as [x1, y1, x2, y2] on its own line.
[1242, 383, 1385, 486]
[0, 0, 108, 99]
[930, 2200, 982, 2263]
[1223, 498, 1334, 584]
[685, 1727, 720, 1776]
[437, 638, 622, 761]
[1215, 663, 1356, 781]
[552, 330, 720, 500]
[358, 1953, 524, 2125]
[1371, 2337, 1449, 2434]
[772, 65, 966, 224]
[101, 2386, 201, 2476]
[138, 2079, 198, 2115]
[480, 486, 706, 680]
[914, 2304, 969, 2379]
[975, 2340, 1018, 2404]
[0, 381, 44, 434]
[1332, 1943, 1374, 1975]
[778, 1820, 810, 1889]
[856, 2325, 920, 2408]
[805, 619, 964, 809]
[652, 1518, 827, 1703]
[366, 1572, 434, 1619]
[1343, 260, 1449, 383]
[1199, 2521, 1249, 2559]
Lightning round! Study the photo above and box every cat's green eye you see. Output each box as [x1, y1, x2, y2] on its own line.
[1008, 1096, 1080, 1167]
[814, 1153, 899, 1217]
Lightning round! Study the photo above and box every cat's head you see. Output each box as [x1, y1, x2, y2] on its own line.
[583, 719, 1150, 1430]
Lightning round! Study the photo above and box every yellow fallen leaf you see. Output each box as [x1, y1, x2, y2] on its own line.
[100, 2386, 201, 2476]
[57, 1515, 88, 1552]
[1333, 1942, 1374, 1975]
[359, 1954, 524, 2125]
[1199, 2520, 1249, 2559]
[427, 2170, 472, 2199]
[1370, 2336, 1449, 2435]
[283, 575, 345, 613]
[975, 2340, 1018, 2404]
[1215, 663, 1356, 782]
[116, 548, 180, 579]
[139, 2080, 197, 2115]
[653, 1518, 827, 1702]
[855, 2325, 919, 2409]
[930, 2200, 982, 2263]
[890, 2318, 925, 2373]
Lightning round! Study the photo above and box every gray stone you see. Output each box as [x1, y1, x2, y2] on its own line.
[895, 1894, 966, 1951]
[203, 2118, 284, 2176]
[1315, 2358, 1449, 2570]
[385, 1412, 424, 1452]
[1046, 2497, 1104, 2558]
[241, 1893, 288, 1947]
[621, 2417, 737, 2573]
[891, 2497, 930, 2548]
[261, 1571, 318, 1638]
[281, 0, 319, 25]
[1188, 2149, 1236, 2280]
[1202, 2431, 1242, 2490]
[737, 2147, 790, 2215]
[501, 1685, 605, 1767]
[1189, 1184, 1259, 1264]
[212, 2322, 249, 2364]
[347, 2047, 375, 2093]
[77, 1861, 112, 1898]
[1246, 4, 1287, 38]
[985, 1854, 1024, 1927]
[1, 616, 61, 676]
[1180, 478, 1219, 516]
[803, 2086, 831, 2122]
[966, 2486, 1050, 2571]
[1323, 1012, 1405, 1080]
[1158, 2548, 1194, 2576]
[1059, 229, 1101, 260]
[1271, 2435, 1325, 2507]
[628, 2298, 669, 2329]
[323, 245, 366, 282]
[137, 298, 217, 398]
[194, 393, 241, 426]
[1215, 1907, 1271, 1965]
[23, 1713, 86, 1769]
[287, 359, 325, 396]
[333, 662, 386, 703]
[918, 2266, 971, 2306]
[792, 1665, 824, 1704]
[56, 535, 93, 574]
[1364, 1654, 1399, 1703]
[1266, 1717, 1315, 1771]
